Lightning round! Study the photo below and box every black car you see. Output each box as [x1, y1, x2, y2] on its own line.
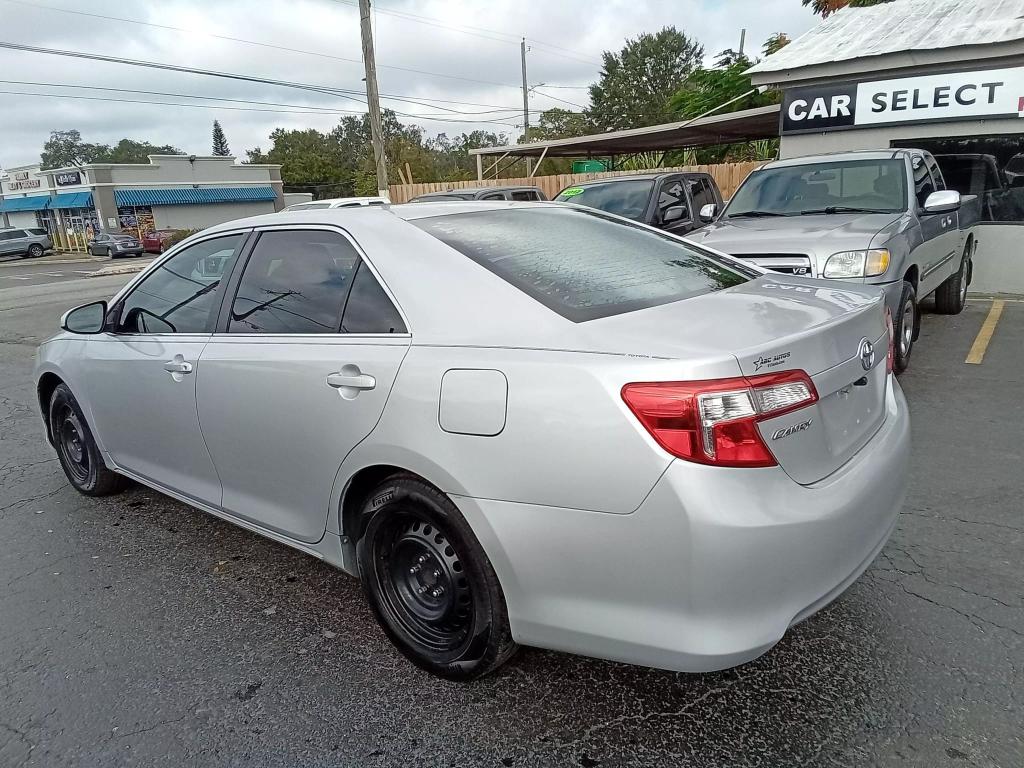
[409, 185, 546, 202]
[553, 172, 723, 235]
[88, 232, 144, 259]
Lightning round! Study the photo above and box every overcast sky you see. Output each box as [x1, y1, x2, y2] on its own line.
[0, 0, 819, 169]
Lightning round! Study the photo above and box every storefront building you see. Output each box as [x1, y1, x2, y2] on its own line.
[0, 155, 285, 251]
[747, 0, 1024, 294]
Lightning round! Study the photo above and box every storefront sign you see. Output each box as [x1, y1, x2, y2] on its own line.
[7, 171, 41, 190]
[782, 66, 1024, 134]
[55, 171, 82, 186]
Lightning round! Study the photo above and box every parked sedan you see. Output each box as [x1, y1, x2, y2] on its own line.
[142, 229, 184, 254]
[89, 232, 144, 258]
[36, 203, 909, 680]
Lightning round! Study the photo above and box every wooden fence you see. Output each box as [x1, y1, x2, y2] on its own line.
[387, 161, 763, 203]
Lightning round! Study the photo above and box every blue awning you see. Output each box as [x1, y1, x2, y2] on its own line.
[0, 195, 51, 212]
[114, 186, 277, 207]
[48, 191, 94, 209]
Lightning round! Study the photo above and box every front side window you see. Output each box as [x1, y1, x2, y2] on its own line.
[116, 234, 244, 334]
[689, 177, 715, 210]
[727, 159, 908, 217]
[413, 207, 752, 323]
[657, 178, 689, 221]
[481, 193, 505, 201]
[912, 155, 936, 208]
[511, 190, 538, 201]
[228, 229, 358, 334]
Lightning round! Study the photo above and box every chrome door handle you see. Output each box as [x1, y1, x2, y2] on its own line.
[326, 372, 375, 390]
[163, 360, 193, 374]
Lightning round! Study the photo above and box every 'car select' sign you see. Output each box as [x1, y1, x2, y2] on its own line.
[781, 66, 1024, 134]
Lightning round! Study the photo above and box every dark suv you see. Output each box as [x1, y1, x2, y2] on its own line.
[554, 172, 723, 235]
[409, 185, 547, 202]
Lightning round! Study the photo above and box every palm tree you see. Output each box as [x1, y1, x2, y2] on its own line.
[802, 0, 894, 18]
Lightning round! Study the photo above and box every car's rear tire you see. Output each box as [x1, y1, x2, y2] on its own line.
[893, 281, 917, 374]
[934, 243, 970, 315]
[107, 247, 115, 259]
[49, 384, 126, 497]
[27, 244, 44, 258]
[355, 474, 517, 680]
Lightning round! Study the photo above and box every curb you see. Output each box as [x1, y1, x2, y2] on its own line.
[0, 254, 105, 269]
[89, 262, 152, 278]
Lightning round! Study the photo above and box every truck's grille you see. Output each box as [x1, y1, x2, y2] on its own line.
[734, 254, 813, 276]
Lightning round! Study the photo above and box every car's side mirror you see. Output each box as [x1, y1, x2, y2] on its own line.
[699, 203, 718, 223]
[60, 301, 107, 334]
[923, 190, 961, 214]
[662, 205, 688, 224]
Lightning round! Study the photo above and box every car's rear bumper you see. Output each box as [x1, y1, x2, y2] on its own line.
[454, 376, 909, 673]
[113, 247, 145, 256]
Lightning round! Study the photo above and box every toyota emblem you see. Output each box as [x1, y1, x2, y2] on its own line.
[858, 338, 875, 371]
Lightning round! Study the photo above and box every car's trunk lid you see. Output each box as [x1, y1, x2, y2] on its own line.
[589, 275, 889, 483]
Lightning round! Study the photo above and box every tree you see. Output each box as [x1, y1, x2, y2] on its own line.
[526, 108, 593, 143]
[802, 0, 894, 18]
[40, 129, 182, 168]
[588, 27, 704, 131]
[212, 120, 231, 156]
[762, 32, 791, 57]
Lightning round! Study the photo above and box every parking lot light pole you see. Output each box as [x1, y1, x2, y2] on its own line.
[359, 0, 389, 199]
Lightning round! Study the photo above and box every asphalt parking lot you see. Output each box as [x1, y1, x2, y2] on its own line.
[0, 275, 1021, 767]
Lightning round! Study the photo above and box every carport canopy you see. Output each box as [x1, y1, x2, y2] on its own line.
[468, 104, 780, 162]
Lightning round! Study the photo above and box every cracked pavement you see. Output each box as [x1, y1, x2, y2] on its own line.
[1, 275, 1021, 767]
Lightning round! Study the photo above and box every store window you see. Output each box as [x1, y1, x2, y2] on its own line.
[893, 134, 1024, 223]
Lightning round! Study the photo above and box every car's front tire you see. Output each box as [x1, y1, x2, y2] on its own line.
[893, 281, 917, 374]
[934, 243, 971, 315]
[107, 247, 115, 259]
[356, 474, 517, 680]
[49, 384, 126, 496]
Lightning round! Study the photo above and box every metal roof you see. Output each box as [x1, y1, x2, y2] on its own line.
[114, 186, 277, 207]
[749, 0, 1024, 77]
[468, 104, 780, 158]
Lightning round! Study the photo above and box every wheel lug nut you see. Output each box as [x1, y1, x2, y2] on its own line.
[431, 586, 444, 598]
[432, 569, 442, 579]
[408, 565, 421, 574]
[417, 554, 429, 564]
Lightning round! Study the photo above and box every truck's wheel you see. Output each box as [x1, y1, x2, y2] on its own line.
[934, 243, 970, 315]
[893, 281, 917, 374]
[356, 474, 518, 680]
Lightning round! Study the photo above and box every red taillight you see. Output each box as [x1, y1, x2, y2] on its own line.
[885, 307, 895, 374]
[621, 370, 818, 468]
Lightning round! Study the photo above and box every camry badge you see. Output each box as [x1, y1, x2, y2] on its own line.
[858, 338, 875, 372]
[771, 419, 813, 441]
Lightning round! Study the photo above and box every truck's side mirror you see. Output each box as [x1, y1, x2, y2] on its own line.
[923, 190, 961, 214]
[699, 203, 718, 222]
[662, 206, 687, 224]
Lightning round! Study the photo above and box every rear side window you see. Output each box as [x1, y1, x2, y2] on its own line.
[657, 178, 689, 219]
[511, 190, 539, 201]
[228, 230, 358, 333]
[0, 231, 18, 241]
[413, 208, 751, 322]
[341, 263, 406, 334]
[481, 193, 505, 200]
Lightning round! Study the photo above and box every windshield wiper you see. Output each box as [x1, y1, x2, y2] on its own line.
[799, 206, 896, 215]
[727, 210, 788, 218]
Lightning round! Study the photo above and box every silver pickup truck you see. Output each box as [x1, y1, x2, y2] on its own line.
[690, 149, 979, 372]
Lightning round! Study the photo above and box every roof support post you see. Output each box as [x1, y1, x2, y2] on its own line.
[529, 146, 548, 178]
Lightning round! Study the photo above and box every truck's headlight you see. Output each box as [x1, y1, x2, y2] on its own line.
[822, 249, 890, 278]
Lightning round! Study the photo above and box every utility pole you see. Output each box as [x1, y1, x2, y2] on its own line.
[359, 0, 389, 198]
[738, 28, 746, 57]
[520, 38, 532, 177]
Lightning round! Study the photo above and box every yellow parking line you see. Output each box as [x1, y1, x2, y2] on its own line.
[965, 300, 1005, 365]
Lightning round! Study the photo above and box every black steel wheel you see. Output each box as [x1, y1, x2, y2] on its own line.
[48, 383, 126, 496]
[356, 474, 517, 680]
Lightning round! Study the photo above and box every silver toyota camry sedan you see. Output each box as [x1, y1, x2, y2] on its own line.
[35, 202, 910, 680]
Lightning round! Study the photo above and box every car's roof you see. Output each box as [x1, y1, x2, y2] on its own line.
[764, 150, 912, 170]
[559, 172, 705, 190]
[414, 186, 539, 197]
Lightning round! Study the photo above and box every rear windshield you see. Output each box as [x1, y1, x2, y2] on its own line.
[412, 207, 752, 322]
[555, 180, 654, 220]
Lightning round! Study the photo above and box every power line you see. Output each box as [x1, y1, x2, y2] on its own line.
[0, 89, 524, 126]
[0, 41, 533, 117]
[531, 88, 588, 110]
[0, 0, 523, 90]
